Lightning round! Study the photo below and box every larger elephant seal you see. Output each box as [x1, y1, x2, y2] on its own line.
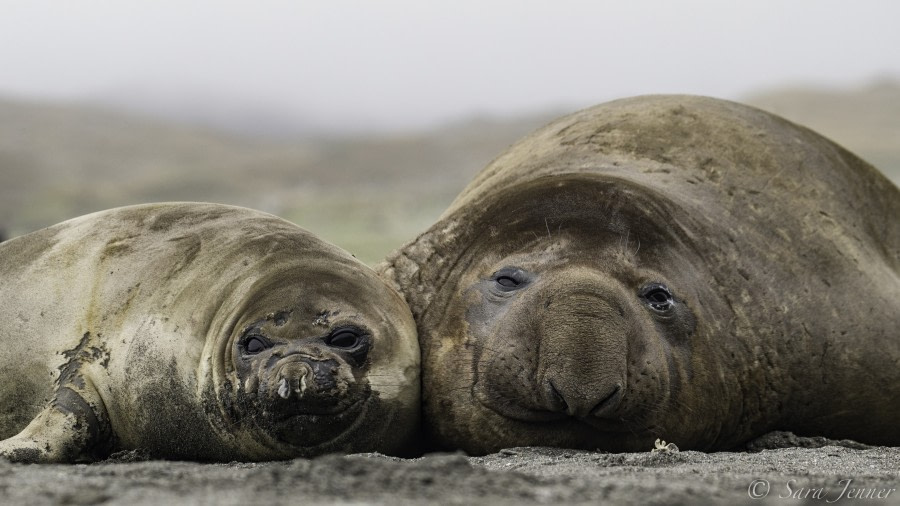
[0, 203, 419, 462]
[380, 95, 900, 454]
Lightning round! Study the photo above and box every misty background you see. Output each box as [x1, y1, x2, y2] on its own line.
[1, 1, 898, 264]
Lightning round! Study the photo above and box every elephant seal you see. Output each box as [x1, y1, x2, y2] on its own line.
[380, 95, 900, 455]
[0, 203, 419, 462]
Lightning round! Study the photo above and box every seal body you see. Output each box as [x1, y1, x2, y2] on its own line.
[0, 203, 419, 462]
[380, 95, 900, 454]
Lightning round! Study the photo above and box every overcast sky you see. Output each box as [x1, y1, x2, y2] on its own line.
[1, 0, 898, 132]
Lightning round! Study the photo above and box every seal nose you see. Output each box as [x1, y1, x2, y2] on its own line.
[545, 378, 623, 419]
[273, 356, 342, 402]
[275, 361, 313, 400]
[536, 277, 629, 419]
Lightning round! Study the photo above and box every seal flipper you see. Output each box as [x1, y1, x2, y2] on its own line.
[0, 386, 111, 463]
[0, 330, 116, 463]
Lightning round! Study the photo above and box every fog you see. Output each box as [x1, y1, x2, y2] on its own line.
[1, 0, 898, 133]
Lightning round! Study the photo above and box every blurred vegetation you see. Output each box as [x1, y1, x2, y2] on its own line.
[1, 81, 898, 264]
[745, 78, 900, 183]
[0, 97, 556, 263]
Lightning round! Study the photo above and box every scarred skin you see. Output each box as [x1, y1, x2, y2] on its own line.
[379, 95, 900, 455]
[0, 203, 420, 463]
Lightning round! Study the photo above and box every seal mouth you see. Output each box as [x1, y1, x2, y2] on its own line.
[476, 396, 637, 436]
[271, 393, 369, 420]
[471, 380, 567, 423]
[473, 382, 627, 425]
[279, 395, 377, 448]
[264, 391, 374, 450]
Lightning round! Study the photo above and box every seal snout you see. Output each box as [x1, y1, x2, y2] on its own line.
[533, 285, 630, 419]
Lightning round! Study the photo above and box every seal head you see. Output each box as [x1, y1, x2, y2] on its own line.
[407, 176, 710, 452]
[210, 253, 420, 459]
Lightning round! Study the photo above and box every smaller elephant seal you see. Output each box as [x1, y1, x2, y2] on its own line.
[380, 95, 900, 455]
[0, 203, 419, 463]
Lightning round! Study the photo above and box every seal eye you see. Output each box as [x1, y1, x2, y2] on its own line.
[325, 327, 371, 365]
[491, 267, 530, 292]
[326, 328, 362, 349]
[243, 335, 270, 354]
[640, 283, 675, 313]
[496, 276, 520, 288]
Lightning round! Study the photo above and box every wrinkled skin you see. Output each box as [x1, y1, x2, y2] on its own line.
[0, 203, 419, 463]
[380, 95, 900, 455]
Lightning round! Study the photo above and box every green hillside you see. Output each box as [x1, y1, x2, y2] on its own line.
[1, 82, 897, 264]
[744, 79, 900, 182]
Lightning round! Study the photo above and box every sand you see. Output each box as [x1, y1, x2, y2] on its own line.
[1, 433, 898, 505]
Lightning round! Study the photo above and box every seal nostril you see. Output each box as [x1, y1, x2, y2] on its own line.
[299, 375, 308, 395]
[590, 385, 623, 418]
[546, 379, 569, 413]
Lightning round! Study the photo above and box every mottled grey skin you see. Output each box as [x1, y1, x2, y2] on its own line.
[0, 203, 419, 463]
[380, 95, 900, 455]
